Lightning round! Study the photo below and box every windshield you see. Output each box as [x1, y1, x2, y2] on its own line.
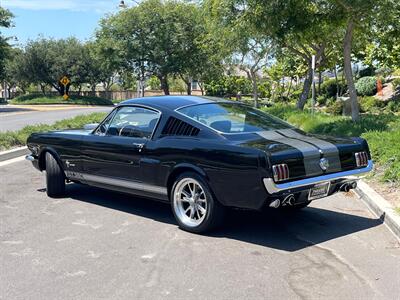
[177, 103, 292, 133]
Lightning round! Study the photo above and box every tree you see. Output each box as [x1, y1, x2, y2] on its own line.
[0, 7, 13, 81]
[20, 37, 90, 95]
[204, 0, 274, 106]
[245, 0, 344, 109]
[97, 0, 210, 95]
[4, 48, 30, 93]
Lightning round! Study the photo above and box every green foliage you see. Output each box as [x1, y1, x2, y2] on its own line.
[0, 112, 107, 151]
[97, 0, 215, 95]
[0, 7, 13, 80]
[320, 79, 347, 98]
[355, 76, 377, 96]
[392, 78, 400, 90]
[358, 67, 375, 78]
[359, 96, 383, 113]
[325, 100, 343, 115]
[205, 76, 252, 97]
[147, 76, 161, 90]
[10, 95, 113, 106]
[386, 100, 400, 113]
[363, 130, 400, 182]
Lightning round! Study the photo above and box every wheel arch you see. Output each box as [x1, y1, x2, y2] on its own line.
[166, 163, 209, 199]
[38, 147, 64, 172]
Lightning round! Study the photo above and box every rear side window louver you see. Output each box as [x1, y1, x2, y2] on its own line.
[161, 117, 200, 136]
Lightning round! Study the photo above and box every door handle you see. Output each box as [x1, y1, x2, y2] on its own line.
[132, 143, 145, 152]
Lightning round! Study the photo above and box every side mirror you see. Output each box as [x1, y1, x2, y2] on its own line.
[83, 123, 99, 131]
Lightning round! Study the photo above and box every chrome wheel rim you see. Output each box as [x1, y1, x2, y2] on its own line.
[173, 178, 207, 227]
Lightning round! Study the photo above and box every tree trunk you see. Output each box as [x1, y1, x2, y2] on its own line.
[318, 71, 322, 95]
[286, 78, 293, 98]
[334, 66, 339, 98]
[159, 76, 170, 95]
[186, 81, 192, 95]
[251, 74, 259, 108]
[297, 64, 313, 110]
[199, 82, 205, 95]
[40, 84, 46, 95]
[343, 18, 359, 122]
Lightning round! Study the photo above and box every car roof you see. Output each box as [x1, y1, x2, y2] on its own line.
[120, 95, 231, 111]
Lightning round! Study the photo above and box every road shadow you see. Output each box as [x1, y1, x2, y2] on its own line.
[65, 183, 383, 252]
[0, 106, 34, 113]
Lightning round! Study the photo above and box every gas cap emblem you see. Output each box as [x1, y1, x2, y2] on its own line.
[319, 158, 329, 171]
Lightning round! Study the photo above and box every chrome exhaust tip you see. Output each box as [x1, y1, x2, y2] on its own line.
[340, 181, 357, 192]
[282, 194, 295, 206]
[269, 199, 281, 208]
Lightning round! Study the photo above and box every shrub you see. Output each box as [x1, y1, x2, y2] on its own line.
[320, 79, 347, 98]
[317, 95, 327, 106]
[325, 100, 343, 115]
[386, 100, 400, 113]
[359, 96, 383, 113]
[359, 67, 375, 78]
[205, 76, 252, 97]
[355, 76, 377, 96]
[11, 95, 113, 106]
[392, 78, 400, 90]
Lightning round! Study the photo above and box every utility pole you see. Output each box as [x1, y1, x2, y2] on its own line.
[311, 55, 316, 115]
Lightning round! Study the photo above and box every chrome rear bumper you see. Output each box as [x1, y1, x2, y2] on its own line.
[263, 160, 373, 194]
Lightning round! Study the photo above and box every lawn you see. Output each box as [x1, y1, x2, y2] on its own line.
[263, 104, 400, 184]
[10, 94, 113, 106]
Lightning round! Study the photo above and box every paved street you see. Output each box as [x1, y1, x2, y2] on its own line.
[1, 159, 399, 300]
[0, 105, 112, 132]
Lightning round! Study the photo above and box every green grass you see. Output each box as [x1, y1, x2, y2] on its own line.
[0, 112, 107, 151]
[10, 94, 113, 106]
[263, 104, 400, 183]
[395, 207, 400, 215]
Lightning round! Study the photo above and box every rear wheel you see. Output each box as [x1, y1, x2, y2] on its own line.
[171, 172, 224, 233]
[45, 152, 65, 198]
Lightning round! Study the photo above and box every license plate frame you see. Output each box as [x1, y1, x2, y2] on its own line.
[308, 182, 331, 200]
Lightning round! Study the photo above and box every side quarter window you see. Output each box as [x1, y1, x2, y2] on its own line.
[94, 110, 116, 136]
[106, 106, 160, 139]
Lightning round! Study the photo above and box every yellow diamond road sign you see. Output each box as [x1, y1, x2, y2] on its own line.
[60, 76, 70, 86]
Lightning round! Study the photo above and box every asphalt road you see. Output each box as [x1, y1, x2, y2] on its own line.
[0, 105, 112, 132]
[1, 159, 399, 300]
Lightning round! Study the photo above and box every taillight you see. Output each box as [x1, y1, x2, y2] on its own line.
[272, 164, 290, 182]
[355, 151, 368, 167]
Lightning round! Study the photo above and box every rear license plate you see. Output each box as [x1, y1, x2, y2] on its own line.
[308, 182, 331, 200]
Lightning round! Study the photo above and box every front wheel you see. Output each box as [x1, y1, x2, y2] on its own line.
[171, 172, 224, 233]
[45, 152, 65, 198]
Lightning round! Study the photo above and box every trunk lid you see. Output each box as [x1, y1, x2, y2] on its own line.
[232, 129, 370, 182]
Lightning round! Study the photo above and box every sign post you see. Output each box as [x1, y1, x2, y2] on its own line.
[60, 76, 70, 101]
[311, 55, 316, 115]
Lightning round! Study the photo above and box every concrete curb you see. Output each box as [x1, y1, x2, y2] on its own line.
[0, 146, 29, 162]
[355, 180, 400, 240]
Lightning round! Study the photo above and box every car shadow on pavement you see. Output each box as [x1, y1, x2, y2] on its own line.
[66, 183, 383, 252]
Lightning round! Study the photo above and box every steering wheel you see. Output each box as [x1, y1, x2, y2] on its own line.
[119, 124, 141, 137]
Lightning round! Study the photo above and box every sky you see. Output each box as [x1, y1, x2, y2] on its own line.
[1, 0, 128, 46]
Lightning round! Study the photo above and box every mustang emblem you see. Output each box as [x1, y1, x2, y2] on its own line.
[319, 158, 329, 171]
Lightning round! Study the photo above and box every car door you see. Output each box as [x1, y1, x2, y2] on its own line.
[81, 105, 161, 185]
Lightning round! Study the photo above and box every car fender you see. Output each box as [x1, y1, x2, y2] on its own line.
[38, 146, 64, 171]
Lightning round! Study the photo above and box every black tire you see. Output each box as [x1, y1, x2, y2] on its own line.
[171, 172, 225, 234]
[45, 152, 65, 198]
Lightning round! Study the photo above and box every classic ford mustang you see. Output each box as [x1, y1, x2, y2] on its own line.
[26, 96, 373, 233]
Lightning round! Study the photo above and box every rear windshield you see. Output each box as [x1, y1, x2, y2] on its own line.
[177, 103, 292, 133]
